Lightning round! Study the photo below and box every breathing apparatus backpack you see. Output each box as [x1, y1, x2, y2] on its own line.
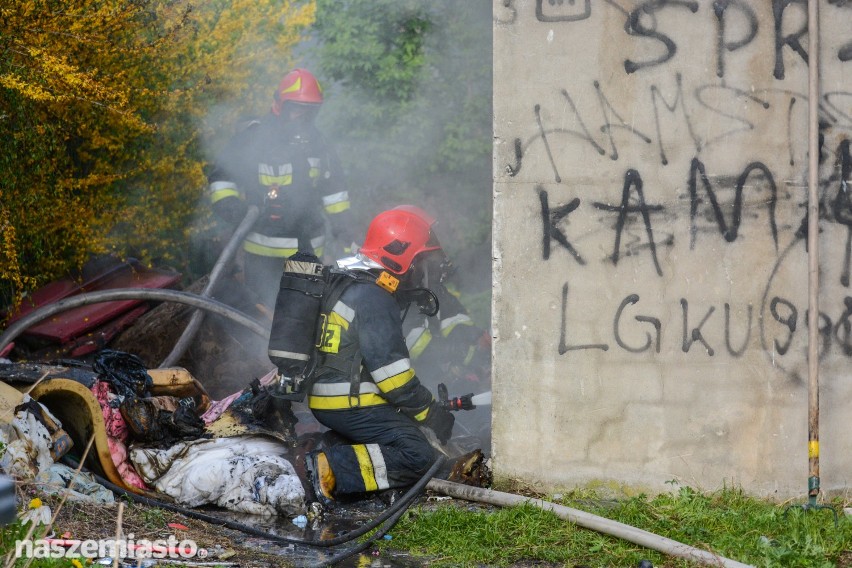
[266, 252, 362, 401]
[267, 251, 443, 402]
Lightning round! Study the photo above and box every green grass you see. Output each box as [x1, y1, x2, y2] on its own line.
[383, 486, 851, 567]
[0, 519, 75, 567]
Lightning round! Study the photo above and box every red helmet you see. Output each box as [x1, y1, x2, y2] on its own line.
[359, 207, 441, 275]
[271, 69, 323, 116]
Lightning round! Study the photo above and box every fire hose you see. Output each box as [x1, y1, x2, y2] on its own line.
[160, 205, 261, 368]
[0, 291, 749, 566]
[0, 288, 270, 357]
[61, 454, 446, 567]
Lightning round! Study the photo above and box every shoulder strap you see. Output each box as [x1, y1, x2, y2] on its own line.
[318, 270, 377, 408]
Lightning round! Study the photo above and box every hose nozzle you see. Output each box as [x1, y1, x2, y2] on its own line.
[437, 383, 475, 411]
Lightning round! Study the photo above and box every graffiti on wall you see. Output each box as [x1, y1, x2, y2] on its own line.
[498, 0, 852, 371]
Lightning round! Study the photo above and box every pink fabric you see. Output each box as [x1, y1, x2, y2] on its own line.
[201, 369, 278, 425]
[107, 437, 148, 489]
[90, 380, 147, 490]
[91, 381, 128, 440]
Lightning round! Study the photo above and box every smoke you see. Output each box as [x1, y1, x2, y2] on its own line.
[185, 1, 494, 447]
[311, 0, 493, 322]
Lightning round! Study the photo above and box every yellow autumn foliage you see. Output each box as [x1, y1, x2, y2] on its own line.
[0, 0, 315, 312]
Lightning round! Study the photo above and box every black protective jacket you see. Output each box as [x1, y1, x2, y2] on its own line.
[207, 115, 354, 256]
[308, 279, 434, 419]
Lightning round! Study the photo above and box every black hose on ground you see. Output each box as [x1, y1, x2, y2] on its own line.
[304, 492, 415, 568]
[61, 454, 444, 553]
[303, 455, 446, 567]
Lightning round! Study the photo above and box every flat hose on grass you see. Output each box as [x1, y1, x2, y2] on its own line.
[426, 478, 754, 568]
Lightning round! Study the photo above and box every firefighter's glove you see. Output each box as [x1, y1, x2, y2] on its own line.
[424, 403, 454, 445]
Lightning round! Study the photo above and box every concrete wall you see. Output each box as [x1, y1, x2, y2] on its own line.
[492, 0, 852, 499]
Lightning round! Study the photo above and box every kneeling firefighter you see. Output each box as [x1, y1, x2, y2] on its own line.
[268, 207, 456, 504]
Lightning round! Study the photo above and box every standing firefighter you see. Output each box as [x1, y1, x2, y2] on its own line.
[276, 207, 457, 504]
[207, 68, 356, 313]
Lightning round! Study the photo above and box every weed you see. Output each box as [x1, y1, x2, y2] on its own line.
[384, 488, 852, 567]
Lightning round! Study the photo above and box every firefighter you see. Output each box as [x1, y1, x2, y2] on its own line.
[207, 68, 357, 314]
[305, 207, 456, 503]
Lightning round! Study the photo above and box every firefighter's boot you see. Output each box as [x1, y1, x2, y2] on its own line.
[306, 451, 335, 506]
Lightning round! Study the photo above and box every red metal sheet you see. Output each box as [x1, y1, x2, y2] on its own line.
[6, 261, 134, 324]
[19, 266, 180, 344]
[67, 305, 151, 358]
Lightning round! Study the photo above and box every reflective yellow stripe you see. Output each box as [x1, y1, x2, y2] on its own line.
[243, 233, 324, 258]
[375, 369, 415, 393]
[323, 191, 349, 206]
[308, 392, 387, 410]
[210, 188, 241, 204]
[441, 314, 473, 338]
[325, 200, 351, 214]
[259, 163, 292, 186]
[463, 345, 476, 365]
[445, 283, 462, 299]
[308, 158, 321, 180]
[328, 311, 350, 331]
[353, 445, 378, 492]
[259, 173, 293, 186]
[413, 405, 430, 422]
[408, 329, 432, 359]
[243, 241, 298, 257]
[331, 300, 355, 324]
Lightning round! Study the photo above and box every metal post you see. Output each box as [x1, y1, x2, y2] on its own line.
[805, 0, 820, 507]
[783, 0, 837, 528]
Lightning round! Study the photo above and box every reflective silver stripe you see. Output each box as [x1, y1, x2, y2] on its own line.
[337, 254, 383, 271]
[440, 313, 472, 332]
[284, 259, 323, 276]
[366, 444, 389, 490]
[405, 327, 428, 349]
[268, 349, 309, 361]
[310, 235, 326, 249]
[333, 300, 355, 323]
[245, 233, 299, 249]
[308, 157, 321, 178]
[370, 358, 411, 382]
[311, 382, 381, 396]
[322, 191, 349, 206]
[209, 181, 237, 193]
[259, 163, 292, 176]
